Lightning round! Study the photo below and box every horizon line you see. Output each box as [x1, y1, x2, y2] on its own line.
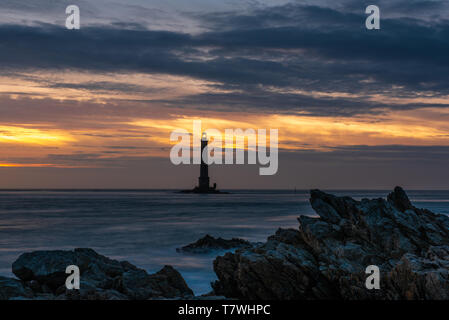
[0, 188, 448, 192]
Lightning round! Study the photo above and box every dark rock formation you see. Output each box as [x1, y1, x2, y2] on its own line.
[177, 235, 252, 254]
[6, 248, 193, 300]
[212, 187, 449, 300]
[387, 186, 414, 212]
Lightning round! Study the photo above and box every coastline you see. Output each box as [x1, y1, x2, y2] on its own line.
[1, 187, 449, 300]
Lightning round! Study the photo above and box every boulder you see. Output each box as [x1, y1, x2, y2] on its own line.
[177, 234, 252, 254]
[11, 248, 193, 300]
[212, 187, 449, 299]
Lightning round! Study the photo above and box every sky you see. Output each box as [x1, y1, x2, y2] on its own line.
[0, 0, 449, 189]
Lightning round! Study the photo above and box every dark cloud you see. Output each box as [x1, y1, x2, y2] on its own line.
[0, 2, 448, 117]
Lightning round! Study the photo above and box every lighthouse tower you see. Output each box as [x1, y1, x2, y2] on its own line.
[198, 132, 210, 191]
[180, 131, 224, 193]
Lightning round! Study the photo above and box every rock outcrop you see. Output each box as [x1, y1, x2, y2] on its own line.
[212, 187, 449, 299]
[3, 248, 193, 300]
[177, 235, 252, 254]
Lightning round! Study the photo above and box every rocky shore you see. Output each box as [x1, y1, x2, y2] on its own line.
[1, 187, 448, 300]
[212, 187, 449, 299]
[1, 248, 193, 300]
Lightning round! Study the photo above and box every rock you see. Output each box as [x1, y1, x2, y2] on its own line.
[212, 188, 449, 299]
[146, 266, 194, 299]
[11, 248, 193, 300]
[118, 265, 193, 299]
[387, 186, 413, 212]
[0, 276, 34, 300]
[177, 234, 252, 254]
[383, 246, 449, 300]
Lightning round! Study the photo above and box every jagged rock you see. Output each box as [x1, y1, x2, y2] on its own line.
[212, 187, 449, 299]
[117, 265, 193, 299]
[11, 248, 193, 300]
[0, 276, 34, 300]
[147, 266, 195, 299]
[388, 186, 413, 212]
[177, 234, 252, 254]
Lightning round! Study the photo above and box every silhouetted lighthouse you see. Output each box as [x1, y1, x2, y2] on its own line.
[180, 132, 226, 193]
[198, 132, 210, 191]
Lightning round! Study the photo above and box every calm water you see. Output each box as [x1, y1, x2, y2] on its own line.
[0, 189, 448, 295]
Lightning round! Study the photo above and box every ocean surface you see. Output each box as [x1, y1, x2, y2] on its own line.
[0, 189, 448, 295]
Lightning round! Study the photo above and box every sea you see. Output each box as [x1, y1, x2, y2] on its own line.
[0, 189, 448, 295]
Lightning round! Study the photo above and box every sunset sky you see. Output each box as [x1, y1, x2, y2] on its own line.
[1, 0, 449, 189]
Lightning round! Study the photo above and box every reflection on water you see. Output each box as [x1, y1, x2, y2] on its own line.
[0, 189, 448, 295]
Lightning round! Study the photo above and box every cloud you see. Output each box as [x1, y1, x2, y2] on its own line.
[1, 1, 448, 189]
[0, 2, 448, 118]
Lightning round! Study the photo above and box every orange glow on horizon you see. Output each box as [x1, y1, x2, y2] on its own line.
[0, 163, 91, 168]
[131, 111, 449, 152]
[0, 125, 75, 146]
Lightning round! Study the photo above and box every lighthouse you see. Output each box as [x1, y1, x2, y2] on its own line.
[198, 132, 210, 191]
[179, 132, 226, 193]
